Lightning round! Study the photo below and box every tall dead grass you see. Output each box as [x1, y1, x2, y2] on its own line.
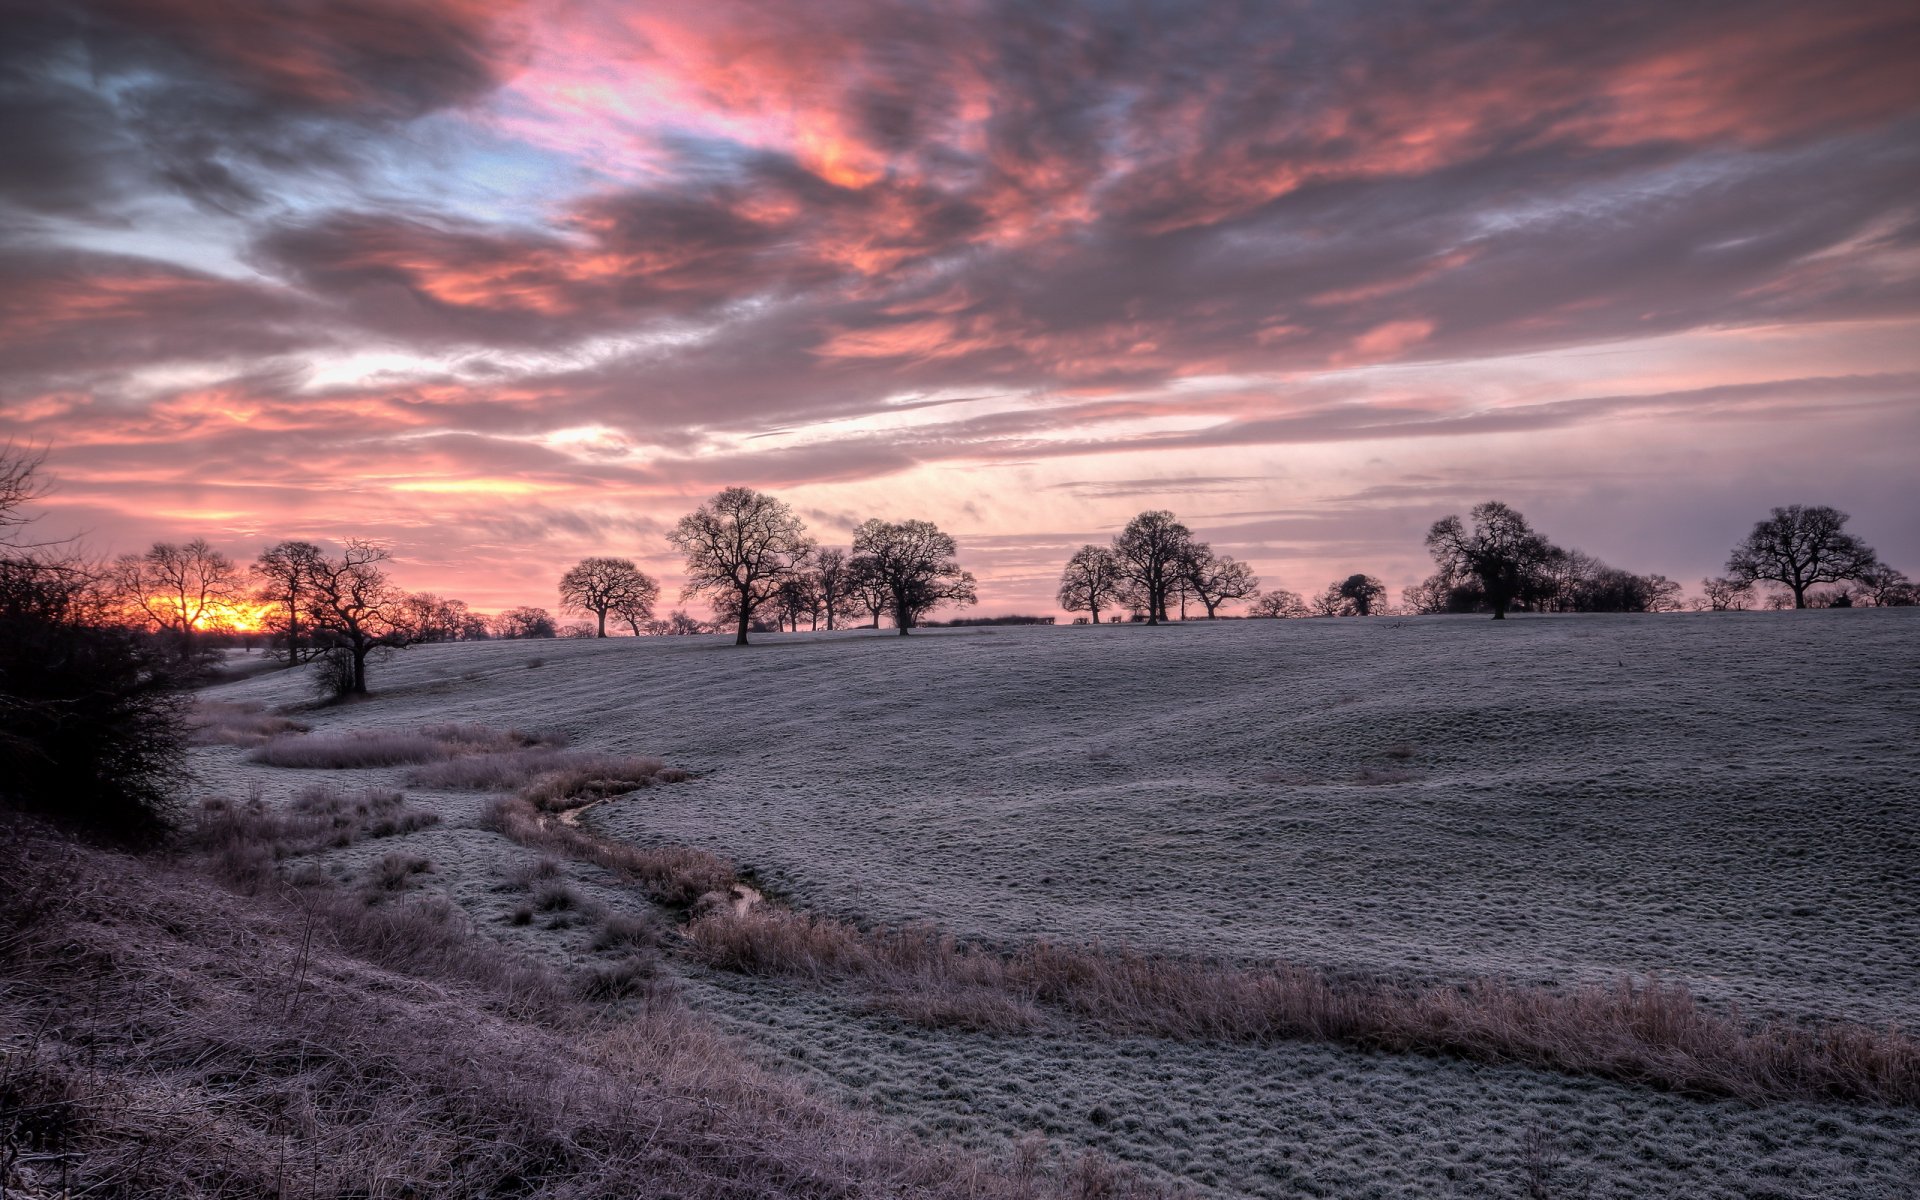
[248, 723, 565, 769]
[0, 816, 1172, 1200]
[483, 795, 734, 906]
[189, 700, 311, 747]
[684, 910, 1920, 1107]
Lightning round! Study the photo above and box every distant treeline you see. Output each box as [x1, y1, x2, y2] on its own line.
[1059, 500, 1912, 623]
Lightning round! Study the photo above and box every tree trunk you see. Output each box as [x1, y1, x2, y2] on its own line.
[351, 644, 369, 693]
[596, 610, 607, 637]
[1089, 602, 1100, 625]
[896, 600, 911, 636]
[735, 587, 751, 646]
[1791, 582, 1808, 608]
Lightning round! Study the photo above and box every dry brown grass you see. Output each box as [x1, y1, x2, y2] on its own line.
[477, 788, 1920, 1107]
[483, 795, 735, 907]
[250, 723, 564, 769]
[189, 699, 311, 747]
[0, 815, 1174, 1200]
[684, 908, 1920, 1107]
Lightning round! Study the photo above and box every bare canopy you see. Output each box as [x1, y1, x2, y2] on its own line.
[1057, 544, 1123, 625]
[558, 556, 659, 637]
[1112, 510, 1194, 624]
[111, 538, 243, 654]
[851, 518, 977, 635]
[1725, 504, 1881, 609]
[1425, 501, 1557, 620]
[668, 487, 814, 646]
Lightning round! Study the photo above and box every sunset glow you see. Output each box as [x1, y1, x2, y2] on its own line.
[5, 0, 1917, 614]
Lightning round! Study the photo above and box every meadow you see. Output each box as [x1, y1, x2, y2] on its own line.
[147, 610, 1920, 1196]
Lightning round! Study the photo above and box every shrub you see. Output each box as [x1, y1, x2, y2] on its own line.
[364, 852, 433, 893]
[577, 955, 670, 1003]
[0, 557, 188, 842]
[530, 878, 581, 912]
[520, 755, 668, 812]
[592, 912, 664, 953]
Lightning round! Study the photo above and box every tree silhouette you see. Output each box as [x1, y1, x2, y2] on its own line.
[559, 556, 659, 637]
[1336, 573, 1388, 616]
[851, 518, 976, 635]
[492, 607, 557, 639]
[1057, 544, 1123, 625]
[112, 538, 243, 656]
[1182, 546, 1259, 618]
[1425, 502, 1557, 620]
[254, 540, 322, 664]
[668, 487, 814, 646]
[1112, 510, 1194, 625]
[1726, 504, 1881, 609]
[1249, 589, 1308, 618]
[302, 541, 414, 695]
[812, 547, 857, 630]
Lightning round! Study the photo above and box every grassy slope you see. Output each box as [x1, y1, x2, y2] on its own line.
[211, 610, 1920, 1025]
[170, 612, 1920, 1196]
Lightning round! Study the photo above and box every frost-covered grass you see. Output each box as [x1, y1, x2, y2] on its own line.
[192, 611, 1920, 1195]
[0, 816, 1161, 1200]
[211, 610, 1920, 1025]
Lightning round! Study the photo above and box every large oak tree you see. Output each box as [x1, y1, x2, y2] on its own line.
[851, 518, 976, 635]
[1726, 504, 1881, 609]
[668, 487, 814, 646]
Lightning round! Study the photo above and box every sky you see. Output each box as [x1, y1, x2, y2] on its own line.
[4, 0, 1918, 618]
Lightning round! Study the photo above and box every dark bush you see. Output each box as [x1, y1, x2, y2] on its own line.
[0, 556, 187, 842]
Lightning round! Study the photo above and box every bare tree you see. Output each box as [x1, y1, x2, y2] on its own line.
[645, 610, 712, 635]
[558, 556, 659, 637]
[253, 540, 322, 664]
[1700, 576, 1753, 611]
[851, 518, 977, 635]
[851, 554, 892, 628]
[812, 548, 856, 631]
[1112, 510, 1193, 625]
[1856, 563, 1916, 607]
[1336, 573, 1388, 616]
[396, 593, 479, 642]
[1057, 544, 1123, 625]
[1425, 502, 1558, 620]
[112, 538, 244, 654]
[1248, 589, 1308, 618]
[1726, 504, 1882, 609]
[668, 487, 814, 646]
[1643, 575, 1686, 612]
[773, 572, 824, 631]
[0, 441, 50, 547]
[302, 541, 414, 695]
[492, 606, 558, 639]
[1181, 546, 1259, 619]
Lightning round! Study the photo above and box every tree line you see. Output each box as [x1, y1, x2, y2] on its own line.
[1059, 499, 1912, 622]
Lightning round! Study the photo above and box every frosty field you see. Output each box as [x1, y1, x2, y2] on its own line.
[201, 610, 1920, 1196]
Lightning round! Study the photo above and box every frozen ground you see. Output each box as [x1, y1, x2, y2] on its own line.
[211, 610, 1920, 1026]
[199, 610, 1920, 1196]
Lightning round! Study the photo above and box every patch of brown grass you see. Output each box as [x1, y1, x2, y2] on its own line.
[0, 816, 1173, 1199]
[189, 700, 311, 747]
[483, 796, 734, 907]
[684, 908, 1920, 1107]
[250, 723, 565, 769]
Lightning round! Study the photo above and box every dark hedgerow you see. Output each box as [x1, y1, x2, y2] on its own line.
[0, 556, 188, 842]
